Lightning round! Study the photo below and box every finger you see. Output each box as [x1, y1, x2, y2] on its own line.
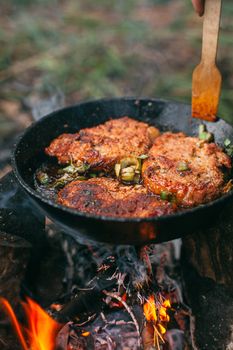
[191, 0, 205, 16]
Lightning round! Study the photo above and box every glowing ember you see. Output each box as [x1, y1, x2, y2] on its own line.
[143, 294, 171, 347]
[0, 297, 62, 350]
[81, 331, 90, 337]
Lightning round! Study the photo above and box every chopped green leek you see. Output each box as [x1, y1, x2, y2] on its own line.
[160, 191, 175, 202]
[224, 138, 233, 157]
[224, 138, 231, 147]
[115, 163, 121, 178]
[198, 124, 214, 142]
[115, 156, 142, 184]
[176, 161, 190, 172]
[37, 172, 49, 185]
[121, 166, 135, 182]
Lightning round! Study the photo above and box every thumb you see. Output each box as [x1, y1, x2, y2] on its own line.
[191, 0, 205, 16]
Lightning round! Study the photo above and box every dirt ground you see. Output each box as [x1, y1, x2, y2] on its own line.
[0, 0, 233, 177]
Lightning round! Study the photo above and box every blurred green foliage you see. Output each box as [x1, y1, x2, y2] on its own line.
[0, 0, 232, 122]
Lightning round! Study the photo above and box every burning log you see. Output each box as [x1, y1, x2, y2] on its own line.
[182, 200, 233, 350]
[56, 307, 144, 350]
[56, 256, 119, 323]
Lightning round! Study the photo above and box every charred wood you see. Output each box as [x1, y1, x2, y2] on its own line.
[56, 257, 119, 323]
[56, 307, 144, 350]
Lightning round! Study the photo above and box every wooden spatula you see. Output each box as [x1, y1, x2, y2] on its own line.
[192, 0, 222, 122]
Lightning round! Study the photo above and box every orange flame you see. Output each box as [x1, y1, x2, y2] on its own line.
[143, 295, 171, 324]
[0, 298, 28, 350]
[143, 294, 171, 343]
[0, 297, 62, 350]
[143, 295, 157, 322]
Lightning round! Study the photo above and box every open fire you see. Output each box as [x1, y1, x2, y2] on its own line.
[0, 238, 189, 350]
[0, 297, 61, 350]
[143, 294, 171, 339]
[1, 293, 172, 350]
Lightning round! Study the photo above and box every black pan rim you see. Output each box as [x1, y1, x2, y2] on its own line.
[11, 96, 233, 223]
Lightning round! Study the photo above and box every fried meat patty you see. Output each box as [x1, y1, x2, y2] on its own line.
[57, 177, 176, 218]
[142, 132, 231, 207]
[46, 117, 158, 172]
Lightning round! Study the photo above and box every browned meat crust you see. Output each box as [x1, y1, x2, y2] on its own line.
[142, 132, 232, 207]
[45, 117, 157, 172]
[57, 177, 176, 218]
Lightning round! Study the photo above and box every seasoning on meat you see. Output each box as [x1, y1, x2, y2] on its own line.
[57, 177, 176, 218]
[45, 117, 159, 172]
[142, 132, 232, 207]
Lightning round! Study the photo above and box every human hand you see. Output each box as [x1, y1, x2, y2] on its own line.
[191, 0, 205, 16]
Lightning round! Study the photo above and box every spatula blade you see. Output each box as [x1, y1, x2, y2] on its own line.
[192, 62, 222, 122]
